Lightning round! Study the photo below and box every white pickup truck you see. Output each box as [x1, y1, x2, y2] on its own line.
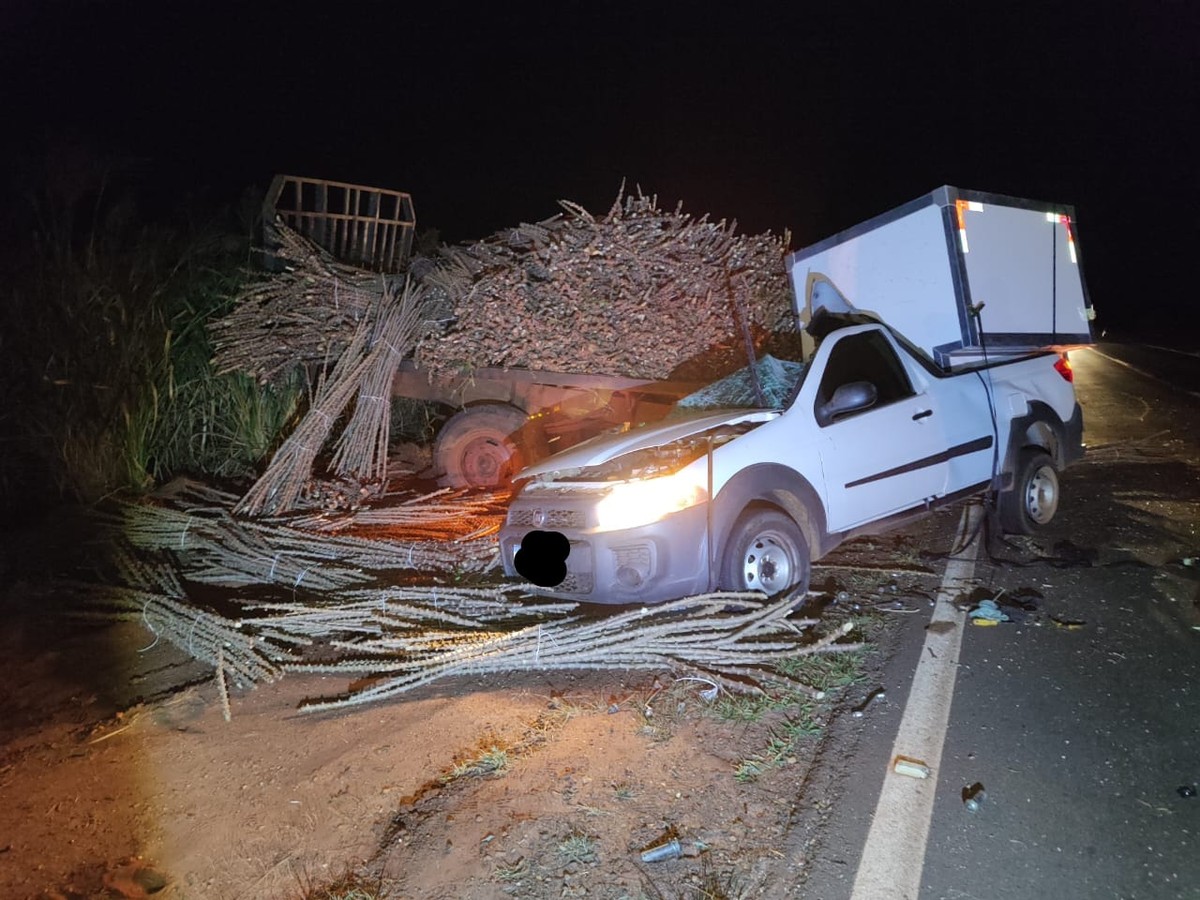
[500, 187, 1094, 603]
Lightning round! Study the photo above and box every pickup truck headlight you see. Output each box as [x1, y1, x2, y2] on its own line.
[594, 473, 708, 532]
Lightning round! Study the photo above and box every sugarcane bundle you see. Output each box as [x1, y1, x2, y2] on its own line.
[59, 544, 294, 720]
[111, 483, 500, 592]
[234, 319, 374, 515]
[210, 224, 399, 384]
[289, 487, 509, 537]
[413, 187, 794, 381]
[327, 279, 425, 484]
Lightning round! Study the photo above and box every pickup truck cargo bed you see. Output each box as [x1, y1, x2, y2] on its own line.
[787, 186, 1094, 369]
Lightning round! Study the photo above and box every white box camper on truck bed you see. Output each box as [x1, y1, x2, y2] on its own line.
[500, 186, 1093, 604]
[789, 185, 1094, 368]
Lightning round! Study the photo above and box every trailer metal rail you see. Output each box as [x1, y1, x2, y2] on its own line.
[264, 174, 416, 273]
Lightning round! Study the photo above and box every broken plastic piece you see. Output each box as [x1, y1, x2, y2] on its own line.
[893, 756, 931, 779]
[969, 598, 1009, 622]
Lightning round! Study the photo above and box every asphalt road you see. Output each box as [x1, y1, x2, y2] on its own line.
[798, 345, 1200, 900]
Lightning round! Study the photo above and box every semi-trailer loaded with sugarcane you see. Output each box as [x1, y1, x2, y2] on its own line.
[210, 176, 797, 512]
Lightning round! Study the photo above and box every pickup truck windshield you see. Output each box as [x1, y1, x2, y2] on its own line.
[672, 354, 807, 413]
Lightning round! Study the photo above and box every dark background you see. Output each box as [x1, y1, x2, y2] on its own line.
[2, 1, 1196, 339]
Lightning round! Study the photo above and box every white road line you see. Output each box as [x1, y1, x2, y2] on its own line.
[1144, 343, 1200, 360]
[1087, 347, 1200, 400]
[849, 504, 983, 900]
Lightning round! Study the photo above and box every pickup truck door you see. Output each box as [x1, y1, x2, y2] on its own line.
[812, 329, 951, 532]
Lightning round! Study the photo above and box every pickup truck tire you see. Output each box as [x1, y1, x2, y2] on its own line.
[999, 448, 1060, 534]
[435, 404, 529, 489]
[720, 508, 811, 596]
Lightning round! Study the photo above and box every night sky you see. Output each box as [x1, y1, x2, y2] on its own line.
[3, 1, 1196, 337]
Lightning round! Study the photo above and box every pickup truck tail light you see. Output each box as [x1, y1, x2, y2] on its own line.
[1054, 353, 1074, 383]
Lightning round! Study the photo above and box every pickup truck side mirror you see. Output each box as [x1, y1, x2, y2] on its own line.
[816, 381, 878, 426]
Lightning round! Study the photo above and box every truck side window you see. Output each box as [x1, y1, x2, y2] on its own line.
[816, 330, 914, 415]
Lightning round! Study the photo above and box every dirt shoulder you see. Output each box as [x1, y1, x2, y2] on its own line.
[0, 478, 944, 900]
[0, 560, 938, 900]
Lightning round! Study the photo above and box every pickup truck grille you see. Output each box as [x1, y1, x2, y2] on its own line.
[508, 507, 586, 530]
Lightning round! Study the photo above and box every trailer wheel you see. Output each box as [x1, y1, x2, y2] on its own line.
[720, 508, 811, 597]
[998, 448, 1060, 534]
[435, 404, 529, 489]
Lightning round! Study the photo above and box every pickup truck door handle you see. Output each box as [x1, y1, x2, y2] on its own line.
[912, 408, 934, 421]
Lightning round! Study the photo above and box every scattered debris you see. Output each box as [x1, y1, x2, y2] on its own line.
[963, 782, 987, 812]
[110, 481, 504, 590]
[969, 598, 1010, 624]
[893, 756, 931, 779]
[965, 589, 1042, 625]
[1177, 784, 1197, 799]
[640, 838, 706, 863]
[851, 687, 886, 717]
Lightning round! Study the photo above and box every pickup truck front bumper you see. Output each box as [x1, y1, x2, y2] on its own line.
[500, 495, 713, 605]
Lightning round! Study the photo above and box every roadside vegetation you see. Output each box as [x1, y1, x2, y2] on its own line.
[0, 151, 304, 515]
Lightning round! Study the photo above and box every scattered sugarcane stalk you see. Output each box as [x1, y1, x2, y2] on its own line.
[289, 487, 509, 534]
[59, 523, 862, 719]
[55, 556, 862, 722]
[235, 586, 578, 643]
[292, 593, 862, 714]
[59, 576, 289, 688]
[99, 483, 856, 712]
[216, 646, 231, 723]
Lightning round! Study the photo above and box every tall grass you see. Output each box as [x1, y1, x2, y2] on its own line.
[0, 158, 303, 512]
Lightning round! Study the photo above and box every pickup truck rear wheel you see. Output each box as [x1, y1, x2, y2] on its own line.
[721, 509, 811, 596]
[434, 404, 529, 489]
[999, 448, 1060, 534]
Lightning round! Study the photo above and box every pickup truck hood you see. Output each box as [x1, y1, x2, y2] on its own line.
[519, 409, 778, 481]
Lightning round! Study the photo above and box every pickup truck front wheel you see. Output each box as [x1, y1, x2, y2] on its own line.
[999, 448, 1060, 534]
[721, 509, 811, 596]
